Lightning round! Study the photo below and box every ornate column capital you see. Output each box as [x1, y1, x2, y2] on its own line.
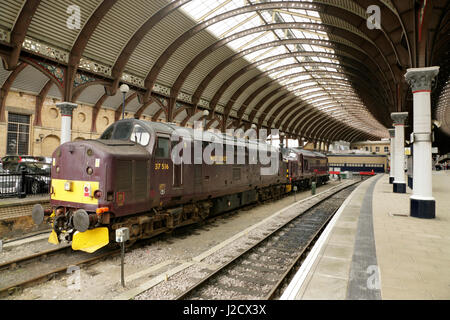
[405, 67, 440, 92]
[391, 112, 408, 125]
[388, 128, 395, 137]
[56, 102, 77, 117]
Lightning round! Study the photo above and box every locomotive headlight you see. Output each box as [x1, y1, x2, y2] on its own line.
[94, 190, 103, 199]
[64, 181, 73, 191]
[86, 167, 94, 175]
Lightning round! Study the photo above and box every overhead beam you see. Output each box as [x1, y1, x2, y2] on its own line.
[173, 36, 389, 112]
[144, 6, 396, 105]
[91, 93, 109, 133]
[109, 0, 189, 95]
[66, 0, 117, 101]
[0, 62, 27, 122]
[34, 80, 53, 127]
[5, 0, 40, 70]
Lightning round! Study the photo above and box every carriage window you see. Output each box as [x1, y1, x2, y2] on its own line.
[155, 137, 170, 158]
[130, 124, 150, 146]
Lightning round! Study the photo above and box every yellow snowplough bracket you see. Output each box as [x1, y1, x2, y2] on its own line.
[48, 230, 59, 245]
[72, 227, 109, 253]
[47, 211, 59, 245]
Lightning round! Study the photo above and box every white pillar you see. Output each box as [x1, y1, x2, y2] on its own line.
[56, 102, 77, 145]
[391, 112, 408, 193]
[388, 129, 395, 184]
[405, 67, 439, 219]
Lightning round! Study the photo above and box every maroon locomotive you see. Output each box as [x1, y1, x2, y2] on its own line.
[32, 119, 329, 253]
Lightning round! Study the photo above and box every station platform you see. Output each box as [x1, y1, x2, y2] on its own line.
[282, 171, 450, 300]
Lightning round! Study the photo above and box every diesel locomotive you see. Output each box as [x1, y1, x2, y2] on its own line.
[32, 119, 329, 253]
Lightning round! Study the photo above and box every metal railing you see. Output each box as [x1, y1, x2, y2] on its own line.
[0, 172, 51, 199]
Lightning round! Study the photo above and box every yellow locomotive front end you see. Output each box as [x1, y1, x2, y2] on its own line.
[32, 121, 153, 253]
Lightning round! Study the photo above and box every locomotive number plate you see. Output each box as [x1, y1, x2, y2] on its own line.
[155, 163, 169, 170]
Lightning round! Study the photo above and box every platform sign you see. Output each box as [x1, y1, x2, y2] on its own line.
[432, 147, 438, 154]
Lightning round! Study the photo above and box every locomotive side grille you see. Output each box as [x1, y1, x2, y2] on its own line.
[194, 165, 202, 184]
[116, 160, 132, 191]
[134, 161, 148, 199]
[233, 167, 241, 181]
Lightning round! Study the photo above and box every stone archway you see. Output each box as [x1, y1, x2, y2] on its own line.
[41, 135, 60, 157]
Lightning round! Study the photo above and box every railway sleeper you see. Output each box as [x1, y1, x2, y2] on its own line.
[240, 259, 287, 274]
[214, 281, 265, 296]
[225, 272, 279, 286]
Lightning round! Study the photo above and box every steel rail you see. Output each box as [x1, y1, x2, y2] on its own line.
[264, 207, 338, 300]
[0, 248, 121, 298]
[175, 181, 357, 300]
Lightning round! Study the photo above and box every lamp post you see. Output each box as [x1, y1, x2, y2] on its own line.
[120, 84, 130, 121]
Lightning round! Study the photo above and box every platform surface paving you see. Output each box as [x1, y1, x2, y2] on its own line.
[288, 172, 450, 300]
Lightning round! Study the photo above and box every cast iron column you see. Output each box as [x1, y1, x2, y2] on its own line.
[388, 129, 395, 184]
[56, 102, 77, 145]
[391, 112, 408, 193]
[405, 67, 439, 219]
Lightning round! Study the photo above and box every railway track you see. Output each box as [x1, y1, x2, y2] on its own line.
[0, 179, 310, 299]
[0, 244, 121, 298]
[0, 203, 278, 298]
[175, 185, 357, 300]
[0, 180, 357, 300]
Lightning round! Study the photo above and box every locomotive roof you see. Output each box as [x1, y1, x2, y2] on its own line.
[290, 148, 327, 158]
[135, 120, 276, 150]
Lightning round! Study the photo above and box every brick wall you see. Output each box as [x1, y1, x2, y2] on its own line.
[0, 90, 117, 158]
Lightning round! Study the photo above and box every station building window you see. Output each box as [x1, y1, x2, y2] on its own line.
[7, 113, 30, 155]
[376, 147, 380, 152]
[384, 146, 389, 152]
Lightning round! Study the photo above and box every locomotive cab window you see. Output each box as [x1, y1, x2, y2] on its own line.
[101, 125, 114, 140]
[130, 124, 150, 146]
[100, 122, 134, 140]
[113, 122, 133, 140]
[155, 137, 170, 158]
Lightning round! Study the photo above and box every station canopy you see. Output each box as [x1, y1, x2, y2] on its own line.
[0, 0, 449, 145]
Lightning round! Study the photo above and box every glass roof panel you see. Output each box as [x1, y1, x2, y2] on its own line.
[180, 0, 388, 138]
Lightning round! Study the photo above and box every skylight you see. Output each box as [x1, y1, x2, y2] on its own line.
[180, 0, 388, 139]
